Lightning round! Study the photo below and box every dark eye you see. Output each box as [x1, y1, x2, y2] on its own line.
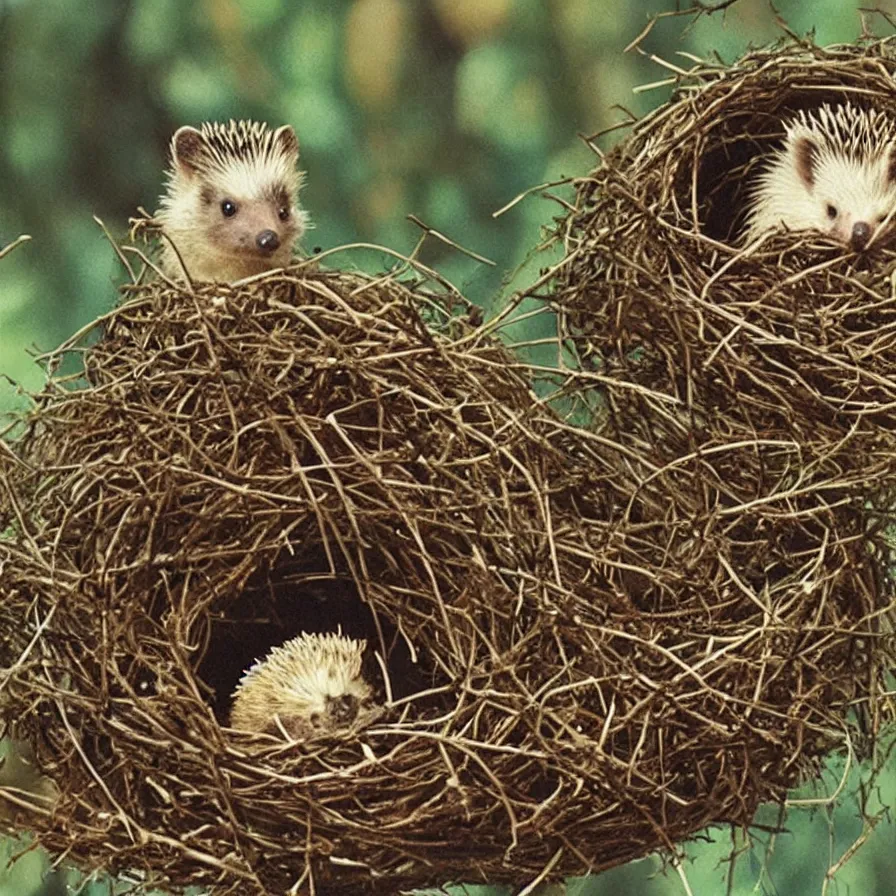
[278, 206, 291, 222]
[826, 203, 838, 220]
[878, 213, 888, 224]
[221, 199, 237, 217]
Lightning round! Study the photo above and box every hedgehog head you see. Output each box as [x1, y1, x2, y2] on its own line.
[229, 632, 372, 740]
[156, 119, 309, 282]
[782, 102, 896, 249]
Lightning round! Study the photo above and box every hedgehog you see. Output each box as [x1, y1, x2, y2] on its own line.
[156, 119, 309, 282]
[742, 102, 896, 251]
[229, 632, 372, 740]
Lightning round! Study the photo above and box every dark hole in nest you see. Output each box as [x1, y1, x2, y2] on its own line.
[195, 552, 426, 721]
[691, 91, 886, 244]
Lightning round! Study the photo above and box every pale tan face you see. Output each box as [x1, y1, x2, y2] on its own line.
[199, 182, 298, 274]
[790, 130, 896, 251]
[809, 151, 896, 248]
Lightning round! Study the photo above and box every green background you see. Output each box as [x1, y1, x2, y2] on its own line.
[1, 0, 895, 893]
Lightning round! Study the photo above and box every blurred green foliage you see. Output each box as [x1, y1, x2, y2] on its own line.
[2, 0, 896, 893]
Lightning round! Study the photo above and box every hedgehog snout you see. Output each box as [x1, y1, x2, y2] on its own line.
[851, 221, 872, 251]
[256, 229, 281, 253]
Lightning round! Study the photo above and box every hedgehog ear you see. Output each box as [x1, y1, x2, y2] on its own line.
[273, 125, 299, 159]
[170, 126, 206, 177]
[792, 135, 819, 189]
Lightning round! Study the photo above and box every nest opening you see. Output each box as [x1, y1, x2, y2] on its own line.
[693, 87, 880, 243]
[196, 555, 423, 721]
[604, 46, 896, 248]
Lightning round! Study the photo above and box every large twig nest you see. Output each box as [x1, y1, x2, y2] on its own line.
[0, 266, 568, 890]
[0, 250, 890, 894]
[0, 265, 652, 894]
[544, 34, 896, 738]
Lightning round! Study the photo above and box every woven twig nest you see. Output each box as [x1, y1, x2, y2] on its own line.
[0, 251, 874, 895]
[0, 265, 649, 893]
[1, 252, 890, 893]
[545, 33, 896, 746]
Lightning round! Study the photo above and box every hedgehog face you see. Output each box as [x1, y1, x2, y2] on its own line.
[199, 178, 297, 270]
[271, 666, 372, 738]
[743, 103, 896, 251]
[158, 121, 309, 282]
[290, 661, 372, 714]
[792, 136, 896, 250]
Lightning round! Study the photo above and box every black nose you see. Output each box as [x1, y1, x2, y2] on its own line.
[851, 221, 871, 251]
[256, 229, 280, 252]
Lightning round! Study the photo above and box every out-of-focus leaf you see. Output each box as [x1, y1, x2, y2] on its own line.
[432, 0, 512, 46]
[345, 0, 408, 109]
